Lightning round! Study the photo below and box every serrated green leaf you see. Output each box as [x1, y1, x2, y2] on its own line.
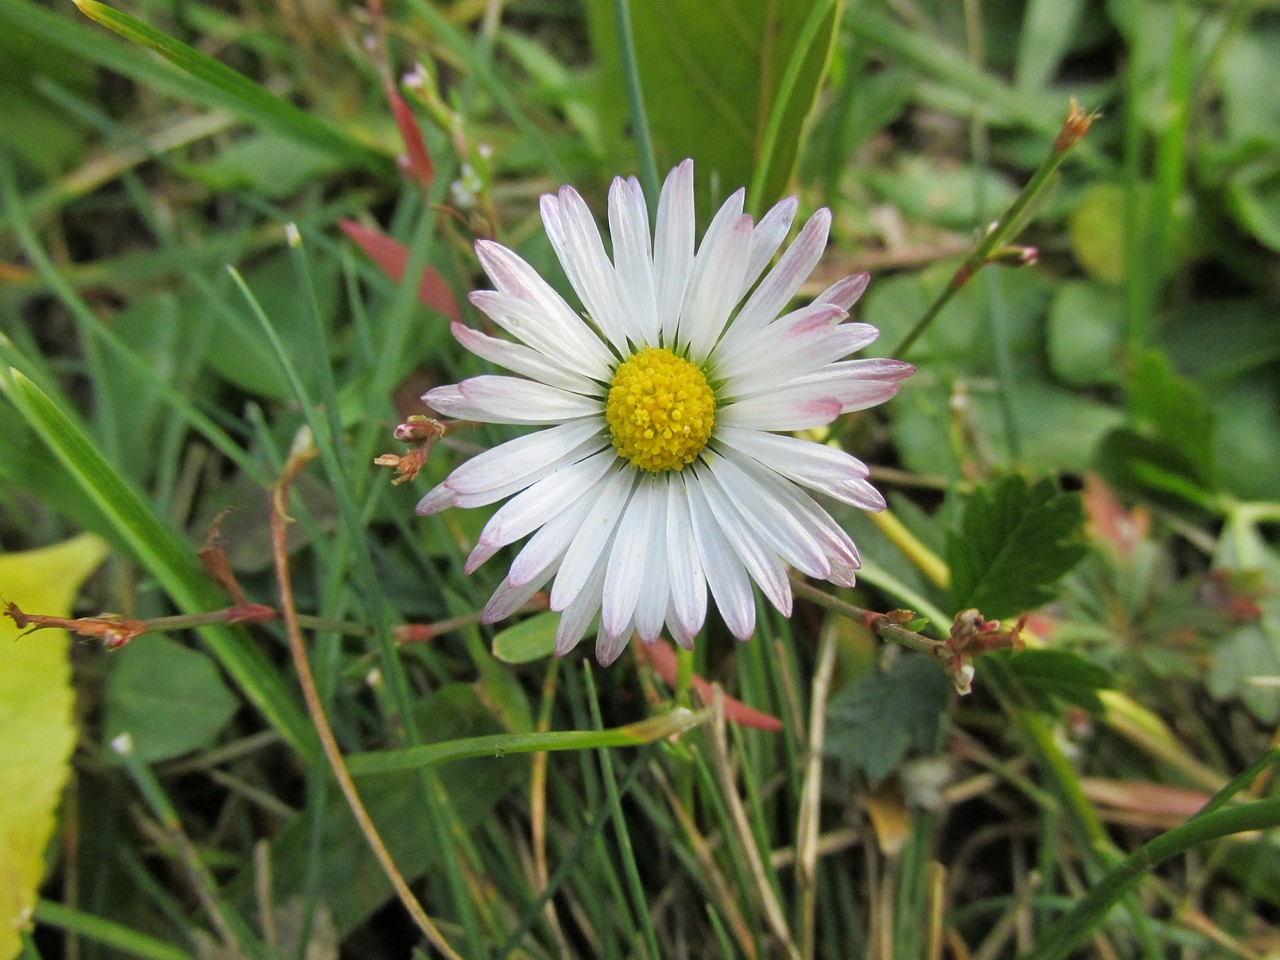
[824, 655, 949, 785]
[999, 648, 1115, 713]
[947, 474, 1086, 619]
[1128, 349, 1215, 485]
[492, 611, 559, 664]
[104, 633, 239, 764]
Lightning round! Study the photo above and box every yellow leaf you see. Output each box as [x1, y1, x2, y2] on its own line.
[0, 534, 108, 960]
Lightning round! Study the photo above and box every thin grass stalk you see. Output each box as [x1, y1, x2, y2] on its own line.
[796, 620, 838, 960]
[499, 751, 654, 958]
[268, 447, 464, 960]
[704, 691, 801, 960]
[113, 746, 261, 959]
[583, 663, 662, 960]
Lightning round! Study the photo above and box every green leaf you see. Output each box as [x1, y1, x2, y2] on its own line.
[998, 648, 1115, 713]
[187, 132, 348, 199]
[1226, 159, 1280, 252]
[862, 157, 1019, 231]
[492, 611, 559, 664]
[1014, 0, 1086, 91]
[1129, 349, 1215, 481]
[0, 535, 107, 960]
[103, 634, 240, 764]
[587, 0, 841, 215]
[947, 474, 1086, 619]
[1098, 349, 1219, 507]
[1045, 281, 1124, 387]
[824, 655, 949, 785]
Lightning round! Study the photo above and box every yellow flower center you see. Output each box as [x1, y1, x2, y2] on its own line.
[605, 347, 716, 472]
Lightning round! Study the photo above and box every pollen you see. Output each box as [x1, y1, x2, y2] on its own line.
[605, 347, 716, 472]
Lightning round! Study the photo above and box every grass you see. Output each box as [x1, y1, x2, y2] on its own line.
[2, 0, 1280, 958]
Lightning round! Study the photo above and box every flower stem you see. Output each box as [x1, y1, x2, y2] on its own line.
[611, 0, 660, 204]
[891, 100, 1095, 360]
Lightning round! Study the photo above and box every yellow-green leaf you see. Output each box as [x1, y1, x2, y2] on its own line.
[0, 534, 107, 960]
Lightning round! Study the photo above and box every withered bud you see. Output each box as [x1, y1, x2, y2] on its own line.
[1053, 99, 1098, 153]
[374, 446, 431, 484]
[394, 415, 446, 443]
[948, 609, 1027, 656]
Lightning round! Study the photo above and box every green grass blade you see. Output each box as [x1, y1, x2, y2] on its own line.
[71, 0, 392, 175]
[34, 901, 193, 960]
[346, 708, 708, 776]
[1023, 800, 1280, 960]
[0, 362, 318, 760]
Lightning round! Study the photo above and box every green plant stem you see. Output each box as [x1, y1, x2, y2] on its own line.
[890, 103, 1090, 359]
[611, 0, 660, 203]
[1023, 800, 1280, 960]
[583, 664, 663, 960]
[675, 645, 694, 707]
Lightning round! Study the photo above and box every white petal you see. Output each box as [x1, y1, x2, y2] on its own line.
[601, 477, 660, 638]
[718, 391, 843, 432]
[778, 369, 906, 414]
[474, 242, 612, 369]
[415, 483, 455, 515]
[685, 473, 756, 640]
[705, 455, 830, 579]
[549, 469, 638, 611]
[715, 426, 885, 511]
[682, 211, 753, 364]
[507, 470, 619, 586]
[722, 323, 883, 400]
[609, 176, 659, 344]
[654, 160, 695, 345]
[824, 357, 916, 382]
[692, 464, 792, 615]
[722, 448, 862, 586]
[541, 189, 632, 353]
[814, 272, 870, 311]
[665, 601, 696, 649]
[556, 548, 610, 657]
[428, 418, 602, 499]
[665, 476, 707, 640]
[483, 573, 549, 624]
[425, 376, 599, 425]
[739, 197, 798, 298]
[712, 302, 848, 382]
[595, 618, 634, 666]
[467, 449, 616, 572]
[450, 322, 605, 395]
[730, 208, 831, 340]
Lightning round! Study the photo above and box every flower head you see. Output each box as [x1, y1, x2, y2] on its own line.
[418, 161, 913, 665]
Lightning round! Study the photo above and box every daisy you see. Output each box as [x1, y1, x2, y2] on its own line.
[417, 160, 913, 665]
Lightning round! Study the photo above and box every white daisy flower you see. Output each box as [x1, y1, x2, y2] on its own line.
[417, 160, 913, 665]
